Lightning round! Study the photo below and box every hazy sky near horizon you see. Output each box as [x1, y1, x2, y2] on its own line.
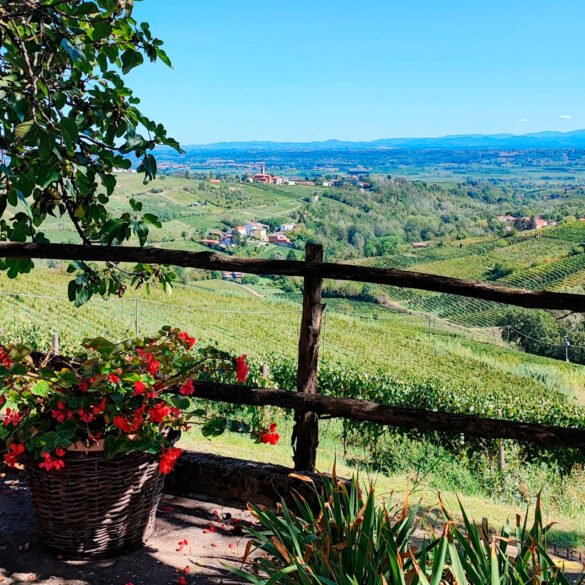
[129, 0, 585, 144]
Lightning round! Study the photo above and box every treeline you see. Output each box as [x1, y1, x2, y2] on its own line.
[499, 308, 585, 365]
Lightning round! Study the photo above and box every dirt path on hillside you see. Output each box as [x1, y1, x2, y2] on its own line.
[222, 279, 264, 298]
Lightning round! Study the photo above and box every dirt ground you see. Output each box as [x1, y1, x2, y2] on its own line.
[0, 472, 254, 585]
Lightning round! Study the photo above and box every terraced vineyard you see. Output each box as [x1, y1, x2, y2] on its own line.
[356, 223, 585, 327]
[1, 268, 584, 411]
[544, 220, 585, 243]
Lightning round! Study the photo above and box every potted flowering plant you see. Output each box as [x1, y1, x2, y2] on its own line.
[0, 327, 261, 558]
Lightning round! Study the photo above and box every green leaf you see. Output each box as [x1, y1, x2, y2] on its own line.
[137, 153, 157, 183]
[142, 213, 162, 229]
[31, 380, 50, 397]
[15, 120, 34, 140]
[92, 20, 112, 41]
[202, 417, 227, 438]
[61, 116, 79, 148]
[61, 38, 86, 63]
[121, 49, 144, 74]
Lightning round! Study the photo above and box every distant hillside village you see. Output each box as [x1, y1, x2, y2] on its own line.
[243, 164, 368, 188]
[194, 165, 370, 254]
[199, 220, 297, 252]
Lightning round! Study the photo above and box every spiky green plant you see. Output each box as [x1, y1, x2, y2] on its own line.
[232, 474, 584, 585]
[443, 492, 585, 585]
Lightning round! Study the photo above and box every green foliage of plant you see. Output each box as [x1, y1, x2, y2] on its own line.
[0, 0, 181, 304]
[234, 475, 583, 585]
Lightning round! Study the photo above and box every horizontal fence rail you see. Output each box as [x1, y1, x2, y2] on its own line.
[2, 242, 585, 312]
[4, 240, 585, 471]
[189, 381, 585, 452]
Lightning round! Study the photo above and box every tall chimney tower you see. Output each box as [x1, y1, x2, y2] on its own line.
[262, 163, 266, 175]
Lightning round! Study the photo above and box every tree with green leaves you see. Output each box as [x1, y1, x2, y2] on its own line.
[0, 0, 182, 305]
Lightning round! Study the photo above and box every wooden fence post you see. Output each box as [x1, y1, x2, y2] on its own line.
[292, 242, 326, 471]
[52, 332, 59, 356]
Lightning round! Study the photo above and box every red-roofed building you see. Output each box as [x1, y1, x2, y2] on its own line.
[269, 232, 293, 247]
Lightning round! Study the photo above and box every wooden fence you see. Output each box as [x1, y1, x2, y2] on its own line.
[2, 241, 585, 471]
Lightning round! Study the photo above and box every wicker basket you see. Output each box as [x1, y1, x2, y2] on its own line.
[24, 450, 164, 559]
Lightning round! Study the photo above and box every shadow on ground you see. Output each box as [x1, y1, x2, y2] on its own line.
[0, 472, 252, 585]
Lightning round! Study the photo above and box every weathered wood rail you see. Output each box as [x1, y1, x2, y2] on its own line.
[2, 242, 585, 310]
[2, 240, 585, 470]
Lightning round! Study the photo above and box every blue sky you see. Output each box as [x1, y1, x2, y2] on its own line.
[129, 0, 585, 144]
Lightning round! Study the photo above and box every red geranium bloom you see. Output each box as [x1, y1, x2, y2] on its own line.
[260, 424, 280, 445]
[51, 409, 65, 423]
[178, 331, 196, 350]
[159, 447, 182, 474]
[147, 359, 160, 376]
[148, 402, 171, 423]
[3, 408, 21, 427]
[3, 443, 25, 468]
[92, 398, 106, 415]
[78, 380, 88, 392]
[78, 408, 94, 423]
[108, 372, 120, 384]
[39, 452, 65, 471]
[131, 407, 145, 432]
[179, 380, 194, 396]
[0, 347, 14, 368]
[133, 381, 147, 396]
[55, 447, 65, 457]
[235, 355, 248, 383]
[113, 415, 132, 434]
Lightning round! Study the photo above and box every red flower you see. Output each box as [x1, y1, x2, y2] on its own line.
[177, 577, 187, 585]
[179, 380, 194, 396]
[260, 425, 280, 445]
[147, 359, 160, 376]
[159, 447, 182, 474]
[148, 402, 171, 423]
[3, 408, 21, 427]
[235, 355, 248, 383]
[0, 347, 14, 368]
[92, 398, 106, 415]
[133, 381, 147, 396]
[39, 452, 65, 471]
[78, 380, 88, 392]
[3, 443, 25, 468]
[78, 408, 94, 423]
[51, 409, 65, 423]
[108, 372, 120, 384]
[131, 407, 145, 432]
[113, 415, 132, 434]
[55, 447, 65, 457]
[0, 395, 4, 407]
[178, 331, 196, 350]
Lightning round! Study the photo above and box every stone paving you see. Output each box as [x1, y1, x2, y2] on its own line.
[0, 472, 252, 585]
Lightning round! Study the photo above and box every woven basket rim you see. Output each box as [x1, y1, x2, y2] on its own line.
[22, 449, 160, 463]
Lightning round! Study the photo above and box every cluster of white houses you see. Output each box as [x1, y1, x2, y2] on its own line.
[199, 221, 296, 250]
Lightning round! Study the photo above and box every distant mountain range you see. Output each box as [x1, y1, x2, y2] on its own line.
[176, 130, 585, 152]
